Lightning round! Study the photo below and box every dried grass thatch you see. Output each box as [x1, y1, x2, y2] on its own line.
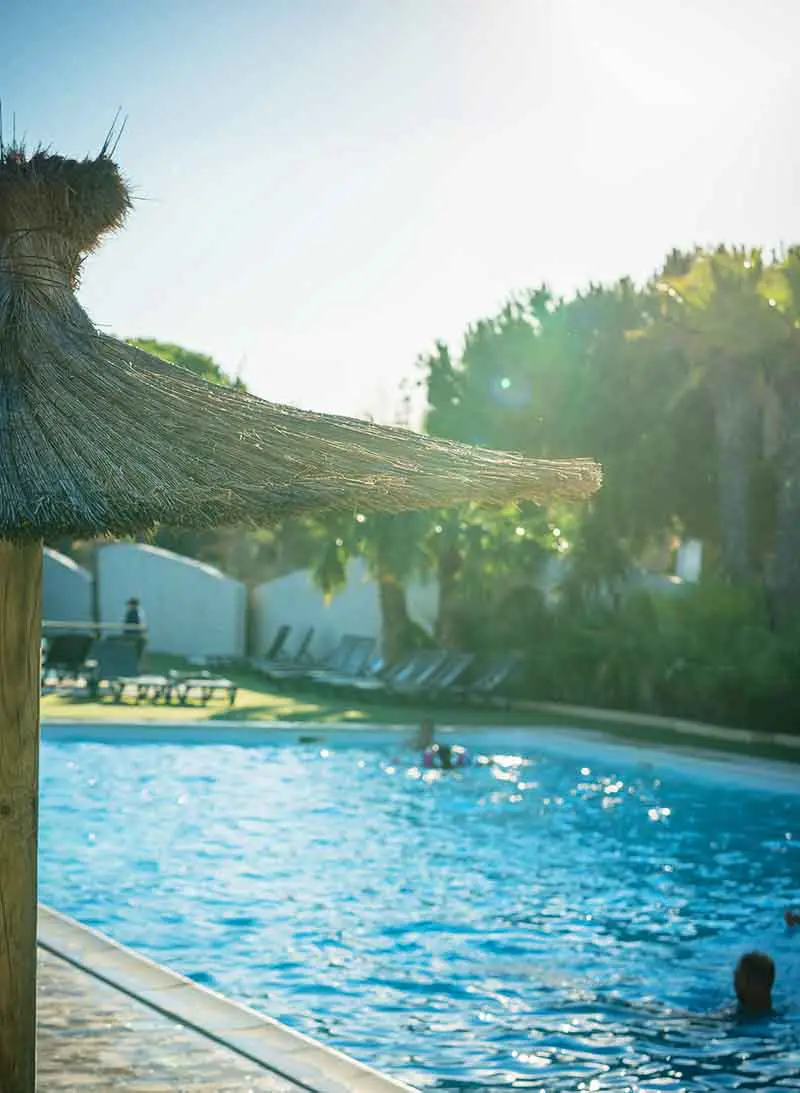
[0, 148, 601, 540]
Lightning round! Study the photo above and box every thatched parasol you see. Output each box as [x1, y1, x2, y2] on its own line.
[0, 145, 600, 1091]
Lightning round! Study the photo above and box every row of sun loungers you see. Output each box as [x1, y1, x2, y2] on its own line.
[44, 623, 521, 708]
[42, 635, 236, 706]
[252, 628, 522, 705]
[342, 649, 522, 705]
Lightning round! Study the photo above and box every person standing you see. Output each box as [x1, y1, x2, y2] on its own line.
[123, 596, 147, 659]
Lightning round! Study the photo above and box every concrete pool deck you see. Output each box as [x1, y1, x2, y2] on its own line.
[38, 947, 304, 1092]
[38, 906, 417, 1093]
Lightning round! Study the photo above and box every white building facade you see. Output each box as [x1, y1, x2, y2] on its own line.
[43, 548, 93, 623]
[252, 557, 438, 659]
[97, 543, 247, 659]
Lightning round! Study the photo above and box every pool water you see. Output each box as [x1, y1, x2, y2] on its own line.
[40, 731, 800, 1090]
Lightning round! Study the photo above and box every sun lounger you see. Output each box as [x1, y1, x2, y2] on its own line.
[42, 632, 94, 683]
[320, 651, 417, 695]
[317, 650, 387, 691]
[247, 623, 292, 672]
[451, 653, 522, 705]
[386, 650, 453, 696]
[305, 637, 375, 684]
[84, 637, 142, 699]
[265, 632, 364, 681]
[264, 624, 291, 661]
[109, 674, 171, 704]
[413, 652, 476, 699]
[166, 671, 237, 706]
[390, 651, 446, 686]
[255, 626, 316, 679]
[372, 649, 448, 698]
[330, 651, 419, 695]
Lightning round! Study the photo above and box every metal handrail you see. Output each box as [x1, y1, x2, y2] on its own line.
[41, 620, 147, 634]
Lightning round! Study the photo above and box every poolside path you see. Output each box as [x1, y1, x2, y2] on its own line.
[37, 947, 304, 1092]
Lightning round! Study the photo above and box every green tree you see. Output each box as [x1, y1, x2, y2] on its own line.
[655, 247, 792, 582]
[309, 509, 435, 662]
[752, 247, 800, 625]
[419, 280, 707, 603]
[126, 338, 245, 388]
[423, 502, 555, 649]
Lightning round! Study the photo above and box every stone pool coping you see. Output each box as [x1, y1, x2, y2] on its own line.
[519, 701, 800, 762]
[42, 700, 800, 764]
[38, 905, 417, 1093]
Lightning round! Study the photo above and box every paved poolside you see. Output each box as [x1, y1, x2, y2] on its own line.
[37, 947, 304, 1092]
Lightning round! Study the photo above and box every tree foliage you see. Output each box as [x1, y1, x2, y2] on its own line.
[127, 338, 245, 389]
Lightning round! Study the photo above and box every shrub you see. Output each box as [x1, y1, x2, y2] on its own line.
[493, 579, 800, 733]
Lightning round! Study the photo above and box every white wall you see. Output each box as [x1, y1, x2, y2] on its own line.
[97, 543, 246, 658]
[43, 549, 92, 623]
[406, 571, 439, 635]
[252, 557, 439, 659]
[676, 539, 703, 583]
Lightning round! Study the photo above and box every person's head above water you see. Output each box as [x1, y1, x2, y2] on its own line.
[734, 951, 775, 1013]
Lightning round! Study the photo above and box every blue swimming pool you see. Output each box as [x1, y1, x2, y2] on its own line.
[40, 727, 800, 1090]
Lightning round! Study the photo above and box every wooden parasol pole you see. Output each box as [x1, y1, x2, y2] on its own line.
[0, 540, 42, 1093]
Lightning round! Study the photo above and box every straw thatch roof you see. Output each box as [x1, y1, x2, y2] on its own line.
[0, 148, 601, 540]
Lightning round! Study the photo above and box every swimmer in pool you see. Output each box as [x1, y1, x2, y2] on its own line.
[733, 951, 775, 1015]
[423, 741, 470, 770]
[432, 742, 454, 769]
[785, 909, 799, 928]
[415, 719, 471, 770]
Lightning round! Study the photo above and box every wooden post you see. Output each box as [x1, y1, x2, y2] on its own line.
[0, 540, 42, 1093]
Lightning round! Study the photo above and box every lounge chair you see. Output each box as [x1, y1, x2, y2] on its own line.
[42, 633, 94, 683]
[256, 626, 315, 679]
[326, 651, 418, 696]
[264, 624, 291, 661]
[317, 649, 387, 691]
[166, 670, 237, 707]
[451, 653, 522, 705]
[386, 650, 453, 697]
[413, 651, 476, 700]
[263, 631, 356, 682]
[109, 674, 171, 704]
[305, 637, 375, 685]
[84, 637, 142, 700]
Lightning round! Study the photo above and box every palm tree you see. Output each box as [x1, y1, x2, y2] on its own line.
[310, 509, 435, 662]
[657, 248, 792, 583]
[760, 248, 800, 627]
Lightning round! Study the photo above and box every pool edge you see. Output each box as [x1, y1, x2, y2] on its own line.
[41, 705, 800, 764]
[37, 904, 418, 1093]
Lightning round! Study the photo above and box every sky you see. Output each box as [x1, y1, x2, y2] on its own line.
[6, 0, 800, 422]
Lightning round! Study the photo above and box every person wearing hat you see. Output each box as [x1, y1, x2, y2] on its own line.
[123, 596, 147, 660]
